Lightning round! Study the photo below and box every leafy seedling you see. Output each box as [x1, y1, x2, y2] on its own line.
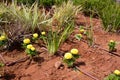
[108, 40, 116, 52]
[75, 34, 82, 41]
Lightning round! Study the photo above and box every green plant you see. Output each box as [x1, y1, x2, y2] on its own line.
[41, 1, 81, 55]
[108, 40, 116, 52]
[79, 26, 87, 35]
[25, 44, 37, 57]
[63, 52, 75, 67]
[0, 62, 4, 67]
[16, 0, 67, 7]
[75, 0, 120, 32]
[1, 1, 50, 49]
[32, 33, 39, 43]
[8, 2, 38, 31]
[39, 0, 55, 7]
[22, 38, 31, 48]
[73, 0, 120, 32]
[104, 70, 120, 80]
[63, 48, 80, 67]
[99, 2, 120, 32]
[70, 48, 79, 59]
[0, 3, 8, 24]
[0, 35, 7, 46]
[7, 1, 50, 32]
[52, 0, 81, 27]
[41, 31, 46, 36]
[42, 22, 74, 55]
[75, 34, 82, 41]
[17, 0, 36, 5]
[86, 16, 94, 46]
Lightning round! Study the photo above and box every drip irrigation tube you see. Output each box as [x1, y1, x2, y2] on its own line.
[80, 39, 120, 57]
[74, 66, 99, 80]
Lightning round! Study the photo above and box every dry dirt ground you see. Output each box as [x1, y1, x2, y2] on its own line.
[0, 14, 120, 80]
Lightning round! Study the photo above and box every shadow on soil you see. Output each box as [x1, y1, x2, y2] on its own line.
[33, 56, 44, 64]
[3, 73, 16, 80]
[74, 61, 86, 67]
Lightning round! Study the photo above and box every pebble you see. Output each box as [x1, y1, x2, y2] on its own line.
[54, 61, 62, 69]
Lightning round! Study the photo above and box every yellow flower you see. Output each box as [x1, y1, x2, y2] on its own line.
[78, 34, 82, 37]
[1, 35, 6, 40]
[110, 40, 114, 43]
[80, 29, 85, 33]
[31, 47, 35, 51]
[0, 37, 2, 41]
[41, 31, 46, 35]
[64, 53, 72, 59]
[114, 70, 120, 75]
[27, 44, 33, 49]
[33, 33, 38, 38]
[70, 48, 79, 54]
[23, 38, 30, 44]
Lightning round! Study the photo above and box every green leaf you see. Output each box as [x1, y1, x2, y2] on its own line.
[73, 54, 80, 59]
[104, 74, 120, 80]
[75, 34, 82, 41]
[63, 58, 75, 67]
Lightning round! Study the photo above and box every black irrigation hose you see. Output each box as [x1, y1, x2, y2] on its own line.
[0, 37, 119, 80]
[5, 56, 30, 66]
[74, 66, 99, 80]
[0, 47, 99, 80]
[57, 52, 99, 80]
[80, 39, 120, 57]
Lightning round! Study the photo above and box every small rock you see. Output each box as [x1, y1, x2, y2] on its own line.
[54, 61, 62, 69]
[60, 66, 64, 70]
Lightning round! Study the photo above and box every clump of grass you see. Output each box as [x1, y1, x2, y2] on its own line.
[99, 2, 120, 32]
[42, 22, 74, 55]
[41, 1, 81, 55]
[8, 2, 50, 32]
[52, 0, 81, 27]
[73, 0, 120, 32]
[1, 1, 50, 49]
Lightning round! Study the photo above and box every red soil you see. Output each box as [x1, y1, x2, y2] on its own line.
[0, 14, 120, 80]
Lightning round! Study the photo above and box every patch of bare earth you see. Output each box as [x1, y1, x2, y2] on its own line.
[0, 14, 120, 80]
